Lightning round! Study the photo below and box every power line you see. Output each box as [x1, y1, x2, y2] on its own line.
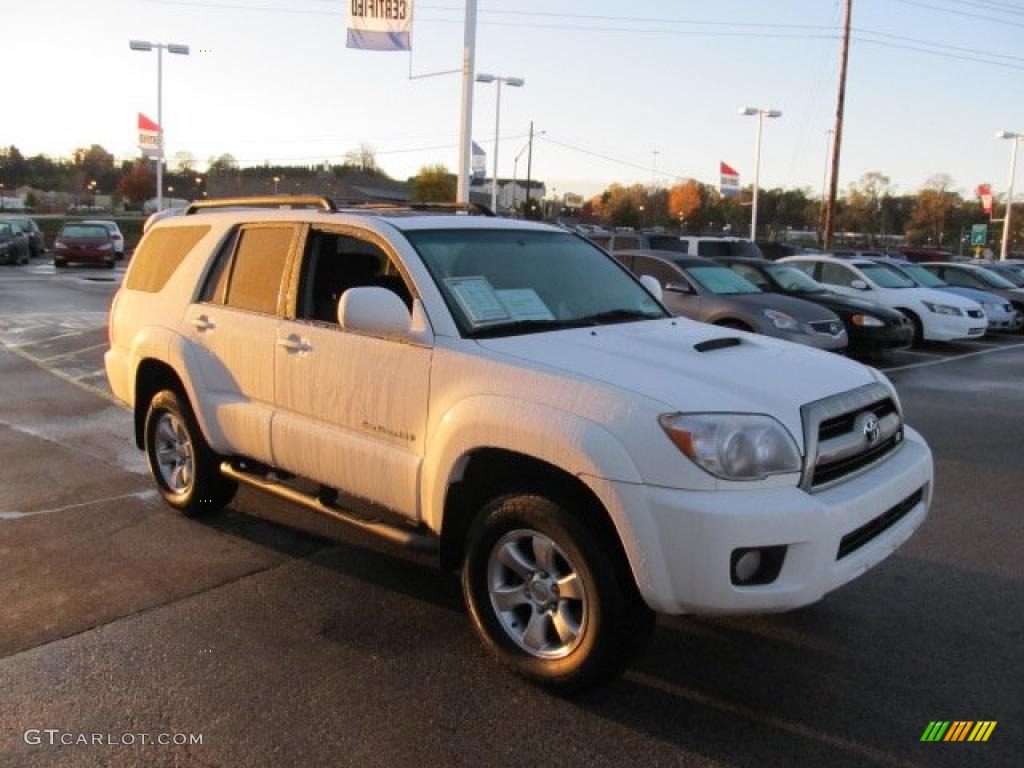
[890, 0, 1024, 28]
[537, 136, 701, 185]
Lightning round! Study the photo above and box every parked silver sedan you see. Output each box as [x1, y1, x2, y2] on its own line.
[617, 250, 848, 351]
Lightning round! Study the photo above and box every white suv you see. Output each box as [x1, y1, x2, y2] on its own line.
[781, 254, 987, 343]
[106, 197, 934, 690]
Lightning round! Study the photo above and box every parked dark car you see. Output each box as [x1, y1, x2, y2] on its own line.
[718, 257, 914, 354]
[0, 222, 29, 265]
[896, 247, 955, 263]
[0, 216, 45, 258]
[53, 223, 117, 268]
[920, 262, 1024, 319]
[618, 250, 848, 351]
[977, 261, 1024, 287]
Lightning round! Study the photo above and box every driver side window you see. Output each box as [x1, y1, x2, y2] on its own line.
[296, 230, 414, 325]
[820, 262, 859, 288]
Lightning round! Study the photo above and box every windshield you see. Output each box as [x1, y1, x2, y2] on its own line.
[859, 263, 916, 289]
[986, 264, 1024, 286]
[646, 235, 685, 253]
[405, 229, 667, 337]
[696, 240, 764, 258]
[971, 267, 1017, 289]
[60, 224, 108, 239]
[900, 264, 946, 288]
[685, 265, 761, 294]
[764, 264, 825, 293]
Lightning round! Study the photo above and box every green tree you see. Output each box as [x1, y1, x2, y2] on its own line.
[207, 153, 238, 175]
[907, 174, 957, 246]
[411, 164, 456, 202]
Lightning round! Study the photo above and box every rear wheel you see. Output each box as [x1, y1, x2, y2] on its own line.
[144, 389, 236, 516]
[462, 493, 653, 691]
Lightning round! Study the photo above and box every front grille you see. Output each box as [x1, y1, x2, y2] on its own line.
[837, 487, 924, 559]
[818, 398, 896, 441]
[801, 386, 903, 491]
[809, 320, 843, 336]
[812, 433, 900, 486]
[967, 309, 984, 319]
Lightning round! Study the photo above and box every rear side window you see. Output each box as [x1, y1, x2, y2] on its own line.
[223, 226, 295, 314]
[125, 226, 210, 293]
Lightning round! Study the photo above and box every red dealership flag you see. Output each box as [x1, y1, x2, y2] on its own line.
[138, 113, 162, 158]
[720, 162, 740, 197]
[977, 183, 993, 215]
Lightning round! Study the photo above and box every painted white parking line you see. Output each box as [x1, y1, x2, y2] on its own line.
[884, 342, 1024, 372]
[0, 490, 157, 521]
[40, 342, 109, 362]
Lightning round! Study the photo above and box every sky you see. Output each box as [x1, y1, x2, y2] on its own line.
[4, 0, 1024, 199]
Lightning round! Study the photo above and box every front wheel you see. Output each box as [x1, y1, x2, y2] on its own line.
[462, 493, 653, 691]
[144, 389, 236, 516]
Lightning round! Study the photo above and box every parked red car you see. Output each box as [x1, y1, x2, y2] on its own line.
[53, 223, 116, 268]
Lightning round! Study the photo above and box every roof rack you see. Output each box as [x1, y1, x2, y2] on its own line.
[184, 195, 337, 215]
[334, 201, 495, 217]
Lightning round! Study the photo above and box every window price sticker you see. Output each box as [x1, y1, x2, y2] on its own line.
[446, 276, 511, 326]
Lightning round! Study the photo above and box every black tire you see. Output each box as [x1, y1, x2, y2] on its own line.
[462, 493, 654, 692]
[144, 389, 237, 516]
[54, 259, 66, 268]
[104, 261, 115, 269]
[899, 309, 924, 347]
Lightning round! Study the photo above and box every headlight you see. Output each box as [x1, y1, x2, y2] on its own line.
[851, 313, 885, 327]
[762, 309, 800, 330]
[97, 243, 113, 251]
[922, 301, 962, 316]
[659, 413, 802, 481]
[55, 240, 67, 250]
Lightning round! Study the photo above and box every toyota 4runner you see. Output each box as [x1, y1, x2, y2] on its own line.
[106, 196, 934, 690]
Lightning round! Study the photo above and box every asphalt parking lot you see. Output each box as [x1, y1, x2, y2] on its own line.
[1, 258, 1021, 767]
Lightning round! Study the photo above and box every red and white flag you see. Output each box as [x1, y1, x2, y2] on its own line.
[978, 183, 993, 215]
[138, 113, 162, 158]
[720, 162, 740, 197]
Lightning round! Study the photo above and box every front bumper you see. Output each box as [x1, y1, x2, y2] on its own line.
[588, 426, 933, 615]
[54, 247, 115, 265]
[922, 311, 986, 341]
[768, 326, 849, 351]
[847, 319, 914, 351]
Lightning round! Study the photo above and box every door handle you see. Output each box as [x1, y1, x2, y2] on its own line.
[191, 314, 216, 331]
[277, 335, 312, 353]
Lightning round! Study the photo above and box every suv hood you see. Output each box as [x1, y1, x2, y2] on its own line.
[477, 318, 876, 445]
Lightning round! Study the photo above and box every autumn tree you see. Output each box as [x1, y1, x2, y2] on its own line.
[343, 143, 378, 172]
[207, 153, 238, 174]
[907, 174, 957, 246]
[411, 164, 456, 202]
[118, 161, 155, 206]
[668, 180, 712, 231]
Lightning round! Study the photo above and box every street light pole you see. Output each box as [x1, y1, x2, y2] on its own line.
[739, 106, 782, 241]
[996, 131, 1022, 261]
[476, 73, 524, 214]
[456, 0, 478, 204]
[130, 40, 189, 212]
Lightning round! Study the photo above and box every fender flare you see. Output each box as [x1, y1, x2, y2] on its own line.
[420, 395, 643, 534]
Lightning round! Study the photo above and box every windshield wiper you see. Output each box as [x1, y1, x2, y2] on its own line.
[469, 318, 588, 338]
[573, 309, 663, 326]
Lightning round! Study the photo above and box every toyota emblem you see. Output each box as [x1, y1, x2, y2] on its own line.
[862, 413, 881, 444]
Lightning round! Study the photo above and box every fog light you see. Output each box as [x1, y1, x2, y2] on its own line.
[730, 545, 787, 586]
[734, 551, 761, 582]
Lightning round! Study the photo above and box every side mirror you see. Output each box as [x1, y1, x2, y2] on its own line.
[850, 279, 869, 291]
[665, 281, 692, 294]
[338, 287, 413, 341]
[640, 274, 663, 301]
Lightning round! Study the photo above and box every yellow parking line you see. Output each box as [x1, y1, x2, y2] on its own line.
[0, 340, 124, 409]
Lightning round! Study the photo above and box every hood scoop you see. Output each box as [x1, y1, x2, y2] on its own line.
[693, 336, 743, 353]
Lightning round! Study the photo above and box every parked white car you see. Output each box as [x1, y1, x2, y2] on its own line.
[780, 254, 986, 343]
[106, 197, 934, 690]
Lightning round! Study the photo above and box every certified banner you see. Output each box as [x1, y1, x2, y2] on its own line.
[347, 0, 414, 51]
[138, 113, 162, 158]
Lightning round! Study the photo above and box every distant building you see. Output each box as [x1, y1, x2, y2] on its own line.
[470, 178, 546, 214]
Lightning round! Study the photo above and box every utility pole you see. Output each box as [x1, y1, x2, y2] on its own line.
[525, 121, 534, 215]
[819, 129, 833, 242]
[823, 0, 852, 251]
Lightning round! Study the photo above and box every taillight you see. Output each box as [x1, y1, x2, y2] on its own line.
[112, 233, 122, 240]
